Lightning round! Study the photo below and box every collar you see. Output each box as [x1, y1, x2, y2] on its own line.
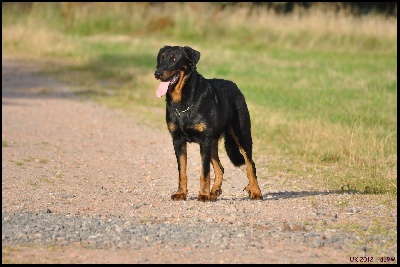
[175, 105, 191, 117]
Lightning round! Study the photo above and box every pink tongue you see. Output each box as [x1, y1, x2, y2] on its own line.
[156, 81, 170, 98]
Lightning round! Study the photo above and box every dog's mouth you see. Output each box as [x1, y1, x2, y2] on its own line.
[156, 72, 180, 98]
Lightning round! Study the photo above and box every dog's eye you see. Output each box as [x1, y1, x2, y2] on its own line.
[170, 57, 176, 63]
[160, 56, 164, 62]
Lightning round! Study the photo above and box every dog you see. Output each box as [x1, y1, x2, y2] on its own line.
[154, 45, 263, 201]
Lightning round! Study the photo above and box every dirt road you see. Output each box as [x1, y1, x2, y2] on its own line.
[2, 57, 397, 264]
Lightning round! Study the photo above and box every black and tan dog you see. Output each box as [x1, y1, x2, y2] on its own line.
[154, 45, 263, 201]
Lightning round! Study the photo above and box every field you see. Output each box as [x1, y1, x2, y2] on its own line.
[2, 2, 397, 195]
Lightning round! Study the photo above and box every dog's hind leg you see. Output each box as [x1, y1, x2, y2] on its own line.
[228, 125, 263, 200]
[210, 138, 224, 200]
[171, 140, 188, 200]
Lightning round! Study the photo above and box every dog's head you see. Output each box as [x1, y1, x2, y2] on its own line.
[154, 46, 200, 98]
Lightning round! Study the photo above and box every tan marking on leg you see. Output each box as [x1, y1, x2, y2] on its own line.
[198, 172, 211, 202]
[171, 143, 188, 200]
[228, 127, 262, 200]
[210, 139, 224, 200]
[179, 143, 188, 192]
[198, 149, 211, 202]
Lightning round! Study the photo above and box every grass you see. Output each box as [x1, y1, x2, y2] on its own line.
[2, 245, 20, 264]
[326, 219, 397, 256]
[2, 3, 397, 195]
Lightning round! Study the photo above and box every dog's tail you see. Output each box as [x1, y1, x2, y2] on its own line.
[224, 129, 245, 167]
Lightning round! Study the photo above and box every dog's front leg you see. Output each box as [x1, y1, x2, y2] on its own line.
[171, 139, 188, 201]
[210, 138, 224, 200]
[198, 139, 212, 202]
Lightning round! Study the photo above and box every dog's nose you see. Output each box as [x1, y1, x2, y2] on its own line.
[154, 70, 163, 79]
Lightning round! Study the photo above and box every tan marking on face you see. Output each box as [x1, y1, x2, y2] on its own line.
[188, 122, 206, 132]
[161, 70, 177, 80]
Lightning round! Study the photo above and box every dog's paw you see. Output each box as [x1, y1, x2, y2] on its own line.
[210, 188, 222, 200]
[171, 192, 187, 201]
[249, 191, 263, 200]
[197, 194, 211, 202]
[244, 184, 263, 200]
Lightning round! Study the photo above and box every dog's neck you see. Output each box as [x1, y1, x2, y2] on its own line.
[168, 69, 199, 103]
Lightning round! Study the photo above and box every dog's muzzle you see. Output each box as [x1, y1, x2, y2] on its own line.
[154, 69, 164, 79]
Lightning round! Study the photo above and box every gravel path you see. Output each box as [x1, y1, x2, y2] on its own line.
[2, 57, 397, 264]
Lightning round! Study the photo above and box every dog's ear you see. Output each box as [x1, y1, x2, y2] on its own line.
[183, 46, 200, 67]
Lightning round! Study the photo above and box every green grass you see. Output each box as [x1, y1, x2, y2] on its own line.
[2, 3, 397, 195]
[325, 219, 397, 256]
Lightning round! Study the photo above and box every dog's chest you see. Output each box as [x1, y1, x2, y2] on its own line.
[168, 113, 207, 141]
